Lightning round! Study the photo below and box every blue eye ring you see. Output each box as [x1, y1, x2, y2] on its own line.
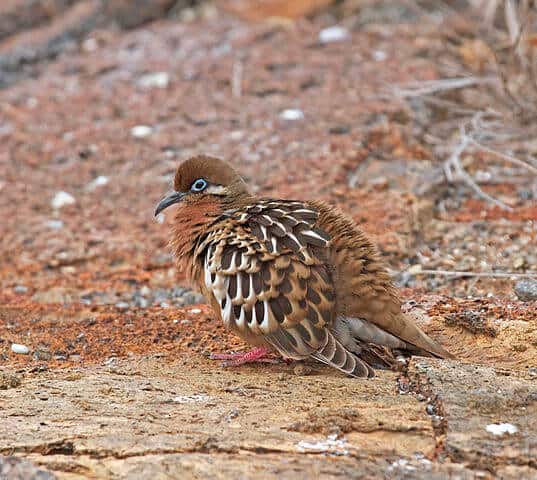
[191, 178, 208, 192]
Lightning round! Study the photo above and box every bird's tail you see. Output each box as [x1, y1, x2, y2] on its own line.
[311, 331, 375, 378]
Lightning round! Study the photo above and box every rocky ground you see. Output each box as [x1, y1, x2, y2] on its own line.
[1, 1, 536, 479]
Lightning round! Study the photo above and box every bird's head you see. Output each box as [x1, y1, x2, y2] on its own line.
[154, 155, 250, 217]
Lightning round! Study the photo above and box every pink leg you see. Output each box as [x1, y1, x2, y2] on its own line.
[209, 347, 281, 367]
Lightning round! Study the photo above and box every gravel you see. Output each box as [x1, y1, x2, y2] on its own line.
[514, 280, 537, 301]
[79, 286, 205, 309]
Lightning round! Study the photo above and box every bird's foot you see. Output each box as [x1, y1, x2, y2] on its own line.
[209, 347, 281, 367]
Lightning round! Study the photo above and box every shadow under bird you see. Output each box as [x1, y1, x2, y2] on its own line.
[155, 155, 453, 377]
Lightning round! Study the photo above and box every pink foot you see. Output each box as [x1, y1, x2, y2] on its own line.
[209, 347, 281, 367]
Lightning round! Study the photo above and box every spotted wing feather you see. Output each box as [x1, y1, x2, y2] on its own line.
[197, 200, 373, 377]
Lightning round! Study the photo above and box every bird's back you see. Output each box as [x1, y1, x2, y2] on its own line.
[310, 200, 453, 360]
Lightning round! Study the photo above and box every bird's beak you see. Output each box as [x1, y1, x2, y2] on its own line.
[154, 191, 185, 217]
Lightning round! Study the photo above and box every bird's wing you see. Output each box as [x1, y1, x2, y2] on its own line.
[310, 200, 454, 359]
[197, 200, 374, 377]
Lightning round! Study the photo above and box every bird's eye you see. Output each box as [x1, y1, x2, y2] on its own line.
[190, 178, 208, 192]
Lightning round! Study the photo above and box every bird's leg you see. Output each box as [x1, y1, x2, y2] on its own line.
[209, 347, 281, 366]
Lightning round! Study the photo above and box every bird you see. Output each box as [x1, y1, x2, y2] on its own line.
[155, 155, 454, 377]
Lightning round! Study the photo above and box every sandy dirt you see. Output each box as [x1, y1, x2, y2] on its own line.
[1, 1, 536, 478]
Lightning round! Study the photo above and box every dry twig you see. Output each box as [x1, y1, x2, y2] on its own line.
[415, 269, 537, 279]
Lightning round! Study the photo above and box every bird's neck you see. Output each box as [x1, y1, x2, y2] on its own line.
[170, 194, 253, 278]
[170, 199, 218, 276]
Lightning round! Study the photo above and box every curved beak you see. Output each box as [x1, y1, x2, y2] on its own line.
[154, 191, 185, 217]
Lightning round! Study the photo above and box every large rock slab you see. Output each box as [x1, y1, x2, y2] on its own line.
[409, 358, 537, 478]
[0, 355, 449, 479]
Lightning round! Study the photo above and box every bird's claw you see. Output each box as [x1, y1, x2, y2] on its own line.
[209, 347, 282, 367]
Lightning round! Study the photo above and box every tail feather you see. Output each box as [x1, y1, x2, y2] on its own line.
[265, 322, 376, 378]
[311, 331, 374, 378]
[334, 315, 454, 361]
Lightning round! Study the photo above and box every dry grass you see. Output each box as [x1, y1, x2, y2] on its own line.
[391, 0, 537, 209]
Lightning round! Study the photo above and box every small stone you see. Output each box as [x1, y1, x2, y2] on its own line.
[319, 26, 349, 44]
[115, 302, 130, 310]
[86, 175, 109, 191]
[11, 344, 30, 355]
[373, 50, 387, 61]
[190, 308, 202, 314]
[33, 349, 52, 361]
[13, 285, 28, 294]
[280, 109, 304, 121]
[45, 219, 64, 230]
[130, 125, 153, 138]
[140, 286, 152, 297]
[328, 125, 350, 135]
[134, 296, 149, 308]
[512, 257, 525, 269]
[82, 37, 98, 52]
[514, 280, 537, 301]
[138, 72, 169, 89]
[51, 191, 75, 209]
[407, 264, 423, 275]
[230, 130, 244, 141]
[486, 423, 518, 435]
[0, 372, 21, 389]
[293, 363, 312, 376]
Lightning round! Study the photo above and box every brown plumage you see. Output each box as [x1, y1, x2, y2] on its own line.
[155, 155, 454, 377]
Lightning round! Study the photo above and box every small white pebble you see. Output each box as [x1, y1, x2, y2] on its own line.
[130, 125, 153, 138]
[11, 343, 30, 355]
[280, 109, 304, 121]
[87, 175, 109, 190]
[190, 308, 202, 314]
[45, 219, 64, 230]
[115, 302, 130, 310]
[407, 264, 423, 275]
[486, 423, 518, 435]
[140, 286, 152, 297]
[230, 130, 244, 141]
[138, 72, 169, 89]
[82, 37, 98, 52]
[319, 26, 349, 44]
[51, 191, 75, 209]
[14, 285, 28, 294]
[373, 50, 387, 62]
[27, 97, 38, 109]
